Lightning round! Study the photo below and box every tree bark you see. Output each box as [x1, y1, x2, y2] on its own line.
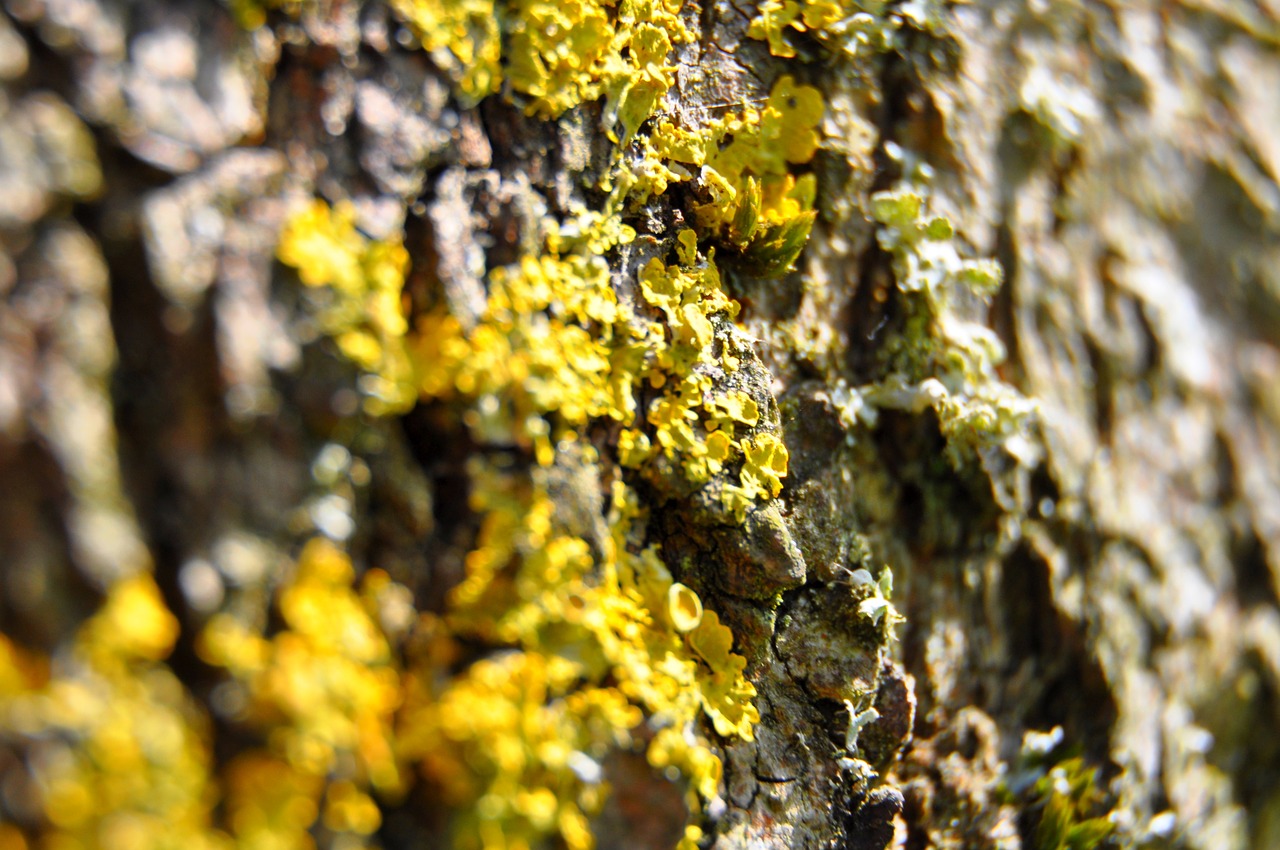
[2, 2, 1279, 850]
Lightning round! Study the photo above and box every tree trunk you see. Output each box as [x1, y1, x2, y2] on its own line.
[2, 2, 1279, 850]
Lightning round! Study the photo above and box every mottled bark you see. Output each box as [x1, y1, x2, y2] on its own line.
[2, 2, 1279, 850]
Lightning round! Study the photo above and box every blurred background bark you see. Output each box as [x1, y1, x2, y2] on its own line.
[2, 2, 1280, 849]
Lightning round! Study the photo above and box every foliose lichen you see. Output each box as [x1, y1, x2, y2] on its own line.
[825, 147, 1036, 473]
[0, 575, 220, 850]
[276, 200, 415, 416]
[748, 0, 896, 58]
[0, 1, 937, 848]
[260, 0, 830, 845]
[391, 0, 689, 141]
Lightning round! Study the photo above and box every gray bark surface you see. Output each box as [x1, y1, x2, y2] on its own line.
[2, 2, 1279, 850]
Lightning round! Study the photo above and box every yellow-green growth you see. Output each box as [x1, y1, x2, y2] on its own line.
[389, 0, 689, 137]
[400, 651, 640, 850]
[390, 0, 502, 104]
[394, 459, 760, 850]
[629, 76, 824, 276]
[196, 539, 408, 848]
[198, 539, 403, 793]
[860, 183, 1035, 468]
[0, 575, 222, 850]
[259, 2, 855, 846]
[747, 0, 897, 58]
[277, 200, 415, 416]
[410, 249, 628, 466]
[1029, 758, 1116, 850]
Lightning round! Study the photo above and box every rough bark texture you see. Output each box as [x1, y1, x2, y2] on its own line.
[2, 2, 1280, 850]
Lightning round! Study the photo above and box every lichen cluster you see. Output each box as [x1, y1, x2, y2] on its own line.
[748, 0, 895, 58]
[255, 0, 840, 842]
[0, 576, 220, 850]
[0, 0, 1026, 848]
[851, 169, 1036, 470]
[1, 2, 832, 849]
[390, 0, 689, 141]
[625, 74, 824, 277]
[390, 467, 759, 849]
[197, 538, 404, 833]
[7, 0, 1275, 848]
[277, 200, 415, 416]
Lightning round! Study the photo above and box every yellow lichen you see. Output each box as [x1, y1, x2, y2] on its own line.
[408, 250, 626, 465]
[77, 572, 180, 664]
[720, 434, 791, 522]
[185, 538, 421, 850]
[687, 609, 760, 739]
[0, 576, 225, 850]
[390, 0, 690, 133]
[198, 538, 404, 796]
[222, 754, 323, 850]
[747, 0, 898, 58]
[747, 0, 806, 57]
[627, 76, 824, 276]
[0, 635, 46, 697]
[404, 455, 759, 846]
[506, 0, 615, 117]
[400, 650, 639, 850]
[668, 582, 704, 633]
[741, 433, 790, 500]
[277, 199, 414, 415]
[0, 1, 849, 848]
[186, 542, 407, 850]
[254, 2, 839, 846]
[705, 390, 761, 434]
[390, 0, 502, 104]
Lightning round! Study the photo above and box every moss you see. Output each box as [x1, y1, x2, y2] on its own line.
[1029, 759, 1116, 850]
[1004, 733, 1118, 850]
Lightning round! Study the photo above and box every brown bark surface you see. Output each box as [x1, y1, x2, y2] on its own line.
[2, 2, 1280, 849]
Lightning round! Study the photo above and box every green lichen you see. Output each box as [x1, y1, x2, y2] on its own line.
[851, 565, 904, 631]
[1004, 731, 1118, 850]
[839, 159, 1036, 471]
[1029, 758, 1116, 850]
